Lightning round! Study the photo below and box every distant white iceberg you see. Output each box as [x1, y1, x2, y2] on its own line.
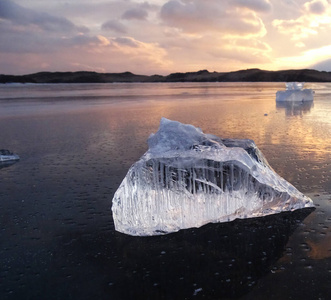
[112, 118, 314, 236]
[276, 82, 314, 102]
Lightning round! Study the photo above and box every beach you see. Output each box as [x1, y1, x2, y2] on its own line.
[0, 82, 330, 299]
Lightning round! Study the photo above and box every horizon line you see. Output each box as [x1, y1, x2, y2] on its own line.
[1, 67, 330, 77]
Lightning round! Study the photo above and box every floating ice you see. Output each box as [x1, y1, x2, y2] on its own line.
[112, 118, 314, 236]
[276, 82, 314, 102]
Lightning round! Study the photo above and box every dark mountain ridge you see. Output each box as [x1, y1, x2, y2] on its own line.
[1, 68, 331, 83]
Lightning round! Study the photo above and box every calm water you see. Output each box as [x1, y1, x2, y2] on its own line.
[0, 82, 330, 299]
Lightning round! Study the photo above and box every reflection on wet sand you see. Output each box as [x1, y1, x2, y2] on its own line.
[302, 195, 331, 260]
[307, 239, 331, 260]
[276, 100, 314, 116]
[99, 97, 330, 194]
[0, 161, 18, 170]
[96, 209, 313, 299]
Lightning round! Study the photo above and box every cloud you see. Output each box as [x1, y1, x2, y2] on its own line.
[2, 0, 328, 75]
[0, 31, 171, 75]
[272, 19, 317, 40]
[111, 37, 140, 48]
[0, 25, 52, 53]
[0, 1, 173, 74]
[206, 36, 272, 65]
[272, 0, 331, 41]
[76, 36, 172, 74]
[108, 36, 169, 64]
[231, 38, 272, 52]
[160, 0, 267, 37]
[0, 24, 105, 54]
[101, 20, 127, 33]
[233, 0, 272, 13]
[62, 34, 111, 48]
[122, 7, 148, 20]
[0, 0, 87, 32]
[158, 30, 273, 73]
[304, 0, 327, 14]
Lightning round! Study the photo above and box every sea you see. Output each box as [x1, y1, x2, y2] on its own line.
[0, 82, 330, 299]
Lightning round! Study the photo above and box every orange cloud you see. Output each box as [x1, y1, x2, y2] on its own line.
[160, 0, 267, 37]
[272, 0, 331, 42]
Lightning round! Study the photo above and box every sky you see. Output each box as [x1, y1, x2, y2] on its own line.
[1, 0, 331, 75]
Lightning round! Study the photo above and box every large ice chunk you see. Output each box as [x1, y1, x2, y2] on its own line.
[112, 118, 314, 236]
[276, 82, 314, 102]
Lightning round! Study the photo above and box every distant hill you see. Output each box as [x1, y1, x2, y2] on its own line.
[1, 68, 331, 83]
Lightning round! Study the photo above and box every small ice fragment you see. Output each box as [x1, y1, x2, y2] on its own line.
[276, 82, 314, 102]
[193, 288, 203, 296]
[0, 149, 20, 162]
[112, 118, 314, 236]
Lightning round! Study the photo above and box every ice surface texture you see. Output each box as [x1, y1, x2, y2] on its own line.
[112, 118, 314, 236]
[276, 82, 314, 102]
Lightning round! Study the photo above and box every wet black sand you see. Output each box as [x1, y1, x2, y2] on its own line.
[0, 83, 330, 299]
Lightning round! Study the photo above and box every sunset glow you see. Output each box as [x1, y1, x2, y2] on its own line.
[1, 0, 331, 75]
